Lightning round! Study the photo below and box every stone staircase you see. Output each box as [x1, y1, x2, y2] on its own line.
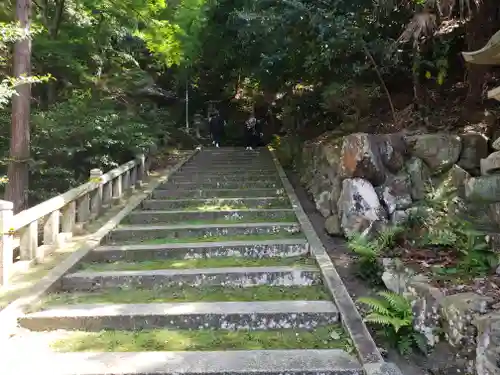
[5, 148, 376, 375]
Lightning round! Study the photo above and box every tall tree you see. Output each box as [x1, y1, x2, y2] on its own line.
[6, 0, 32, 212]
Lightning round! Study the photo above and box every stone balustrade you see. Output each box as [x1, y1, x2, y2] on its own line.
[0, 154, 148, 286]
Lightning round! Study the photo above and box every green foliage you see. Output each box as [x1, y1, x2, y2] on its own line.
[408, 183, 499, 277]
[347, 226, 403, 284]
[358, 291, 427, 356]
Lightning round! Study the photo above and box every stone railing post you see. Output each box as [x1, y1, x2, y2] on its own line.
[0, 200, 14, 286]
[89, 168, 103, 219]
[136, 154, 146, 186]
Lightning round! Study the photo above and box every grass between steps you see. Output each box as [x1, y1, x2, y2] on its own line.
[139, 232, 305, 245]
[50, 325, 352, 352]
[79, 255, 316, 272]
[40, 285, 330, 307]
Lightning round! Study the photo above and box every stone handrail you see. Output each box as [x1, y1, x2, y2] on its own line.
[0, 154, 148, 286]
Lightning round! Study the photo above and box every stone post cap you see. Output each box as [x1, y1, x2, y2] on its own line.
[89, 168, 103, 177]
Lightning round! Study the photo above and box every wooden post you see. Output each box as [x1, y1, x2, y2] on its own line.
[19, 220, 37, 260]
[89, 168, 103, 219]
[136, 154, 145, 186]
[0, 200, 14, 286]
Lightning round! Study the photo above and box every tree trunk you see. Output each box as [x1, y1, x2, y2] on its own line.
[6, 0, 32, 213]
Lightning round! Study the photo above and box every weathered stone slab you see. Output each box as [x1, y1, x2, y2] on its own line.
[88, 239, 310, 262]
[104, 222, 302, 243]
[161, 180, 282, 189]
[126, 209, 296, 224]
[5, 349, 363, 375]
[141, 197, 290, 211]
[20, 300, 339, 331]
[152, 188, 286, 199]
[61, 266, 322, 291]
[481, 151, 500, 175]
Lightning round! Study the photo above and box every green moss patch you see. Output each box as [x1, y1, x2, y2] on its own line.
[79, 256, 315, 272]
[41, 285, 330, 307]
[51, 325, 351, 352]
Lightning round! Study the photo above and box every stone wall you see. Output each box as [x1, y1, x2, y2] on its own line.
[277, 130, 500, 375]
[280, 130, 499, 238]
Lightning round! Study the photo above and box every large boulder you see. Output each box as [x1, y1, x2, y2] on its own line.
[376, 173, 412, 215]
[406, 133, 462, 174]
[339, 133, 386, 186]
[337, 178, 388, 237]
[458, 132, 488, 174]
[474, 314, 500, 375]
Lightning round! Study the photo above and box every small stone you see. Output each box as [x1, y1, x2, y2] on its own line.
[324, 214, 342, 236]
[406, 157, 431, 200]
[458, 132, 488, 173]
[329, 330, 341, 340]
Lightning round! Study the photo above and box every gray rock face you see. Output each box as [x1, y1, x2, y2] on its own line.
[406, 157, 431, 201]
[474, 316, 500, 375]
[493, 136, 500, 151]
[339, 133, 386, 186]
[465, 175, 500, 202]
[481, 151, 500, 176]
[406, 133, 462, 174]
[433, 164, 471, 199]
[441, 293, 492, 354]
[337, 178, 388, 237]
[459, 132, 489, 173]
[376, 174, 412, 215]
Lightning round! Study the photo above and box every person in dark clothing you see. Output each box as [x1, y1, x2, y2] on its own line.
[244, 114, 263, 150]
[209, 111, 225, 147]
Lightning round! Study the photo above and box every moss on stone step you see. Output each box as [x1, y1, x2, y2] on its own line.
[41, 285, 330, 307]
[79, 256, 316, 272]
[50, 325, 351, 352]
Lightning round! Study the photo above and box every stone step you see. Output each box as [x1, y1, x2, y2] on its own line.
[141, 197, 290, 210]
[126, 209, 296, 224]
[104, 222, 301, 243]
[87, 239, 310, 262]
[61, 266, 321, 291]
[160, 180, 282, 189]
[168, 175, 279, 184]
[179, 167, 277, 173]
[172, 170, 278, 178]
[20, 300, 339, 331]
[151, 188, 286, 199]
[6, 349, 363, 375]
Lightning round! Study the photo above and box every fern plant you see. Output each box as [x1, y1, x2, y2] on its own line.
[347, 227, 403, 285]
[358, 291, 427, 356]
